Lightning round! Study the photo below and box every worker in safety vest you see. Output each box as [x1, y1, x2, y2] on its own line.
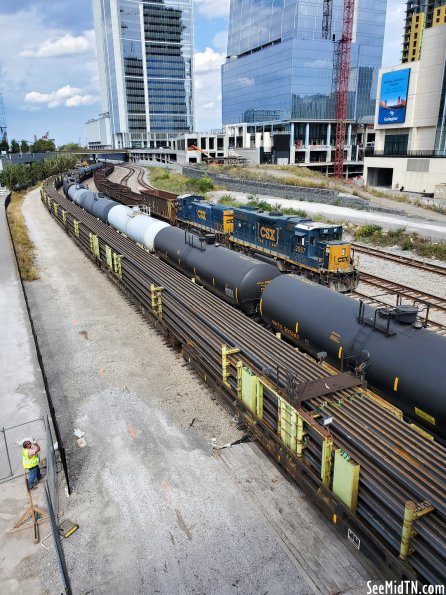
[22, 440, 41, 489]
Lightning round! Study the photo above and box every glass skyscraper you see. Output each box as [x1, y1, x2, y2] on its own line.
[93, 0, 194, 148]
[222, 0, 387, 137]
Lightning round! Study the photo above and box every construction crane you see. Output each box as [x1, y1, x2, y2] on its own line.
[333, 0, 355, 178]
[322, 0, 333, 40]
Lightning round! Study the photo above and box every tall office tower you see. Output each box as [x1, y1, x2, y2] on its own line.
[402, 0, 446, 63]
[222, 0, 387, 163]
[0, 93, 7, 143]
[93, 0, 194, 149]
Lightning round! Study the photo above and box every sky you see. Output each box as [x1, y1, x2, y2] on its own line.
[0, 0, 406, 145]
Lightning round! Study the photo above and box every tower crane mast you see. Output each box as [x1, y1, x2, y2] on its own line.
[333, 0, 355, 178]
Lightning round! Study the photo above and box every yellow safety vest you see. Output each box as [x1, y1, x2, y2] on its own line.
[22, 448, 39, 469]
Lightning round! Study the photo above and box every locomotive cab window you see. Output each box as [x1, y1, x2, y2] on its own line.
[310, 237, 315, 246]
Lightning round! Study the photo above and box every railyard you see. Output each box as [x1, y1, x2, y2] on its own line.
[2, 163, 446, 592]
[2, 185, 381, 594]
[37, 169, 446, 588]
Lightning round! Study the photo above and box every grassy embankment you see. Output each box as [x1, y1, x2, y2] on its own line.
[147, 167, 215, 196]
[218, 194, 307, 218]
[147, 166, 446, 260]
[354, 224, 446, 261]
[6, 189, 40, 280]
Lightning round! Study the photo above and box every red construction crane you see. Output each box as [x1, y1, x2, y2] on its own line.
[333, 0, 355, 178]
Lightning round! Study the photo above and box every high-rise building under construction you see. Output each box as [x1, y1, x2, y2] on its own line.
[403, 0, 446, 62]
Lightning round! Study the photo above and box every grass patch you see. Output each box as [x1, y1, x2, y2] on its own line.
[217, 194, 307, 218]
[353, 224, 446, 261]
[6, 189, 39, 280]
[263, 164, 325, 179]
[147, 166, 217, 195]
[219, 166, 324, 188]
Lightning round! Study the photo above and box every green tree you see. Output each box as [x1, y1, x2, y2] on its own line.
[20, 140, 30, 153]
[58, 142, 85, 152]
[31, 139, 56, 153]
[0, 137, 9, 153]
[10, 139, 20, 153]
[1, 154, 77, 190]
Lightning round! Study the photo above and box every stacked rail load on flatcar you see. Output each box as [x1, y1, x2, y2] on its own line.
[61, 173, 446, 441]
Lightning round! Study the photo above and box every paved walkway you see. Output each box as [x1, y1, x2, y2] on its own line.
[0, 189, 54, 594]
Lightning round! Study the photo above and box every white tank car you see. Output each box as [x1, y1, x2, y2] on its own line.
[107, 205, 170, 252]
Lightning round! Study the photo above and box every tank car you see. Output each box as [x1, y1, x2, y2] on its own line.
[154, 226, 281, 313]
[64, 177, 170, 252]
[261, 274, 446, 439]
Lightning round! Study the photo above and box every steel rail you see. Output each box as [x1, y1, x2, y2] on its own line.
[354, 244, 446, 277]
[359, 272, 446, 312]
[43, 178, 446, 585]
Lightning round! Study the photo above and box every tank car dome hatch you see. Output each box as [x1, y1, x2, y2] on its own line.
[395, 305, 419, 324]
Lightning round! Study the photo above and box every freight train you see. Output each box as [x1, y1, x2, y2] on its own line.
[87, 165, 359, 293]
[62, 175, 446, 441]
[175, 195, 359, 293]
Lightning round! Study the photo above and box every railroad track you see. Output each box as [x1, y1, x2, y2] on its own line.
[359, 272, 446, 312]
[41, 175, 446, 586]
[354, 244, 446, 277]
[136, 167, 153, 190]
[119, 165, 136, 185]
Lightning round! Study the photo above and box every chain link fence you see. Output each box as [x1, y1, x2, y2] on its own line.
[0, 418, 48, 482]
[0, 416, 71, 593]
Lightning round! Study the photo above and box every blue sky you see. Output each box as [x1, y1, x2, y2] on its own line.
[0, 0, 405, 145]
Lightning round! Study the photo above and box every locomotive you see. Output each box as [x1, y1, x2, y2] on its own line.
[62, 175, 446, 441]
[176, 195, 359, 293]
[88, 166, 359, 293]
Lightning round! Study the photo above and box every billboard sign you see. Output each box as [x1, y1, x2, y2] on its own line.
[378, 69, 410, 125]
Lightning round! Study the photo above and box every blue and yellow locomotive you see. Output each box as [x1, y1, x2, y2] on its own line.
[176, 195, 359, 292]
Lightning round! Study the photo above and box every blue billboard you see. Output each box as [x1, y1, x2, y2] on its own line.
[378, 69, 411, 125]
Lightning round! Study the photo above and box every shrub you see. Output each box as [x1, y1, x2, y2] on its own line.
[195, 176, 214, 192]
[355, 224, 382, 238]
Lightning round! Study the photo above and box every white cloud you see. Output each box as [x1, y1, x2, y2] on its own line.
[65, 94, 98, 107]
[25, 85, 99, 109]
[194, 47, 226, 72]
[193, 48, 225, 130]
[212, 30, 228, 52]
[193, 0, 230, 18]
[20, 30, 96, 58]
